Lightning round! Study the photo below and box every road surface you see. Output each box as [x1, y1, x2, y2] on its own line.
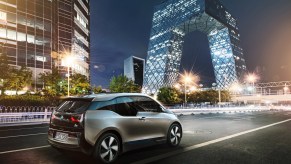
[0, 110, 291, 164]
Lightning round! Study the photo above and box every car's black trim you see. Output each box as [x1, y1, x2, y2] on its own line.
[123, 137, 166, 152]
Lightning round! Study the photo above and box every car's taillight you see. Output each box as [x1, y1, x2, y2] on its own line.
[70, 114, 83, 124]
[50, 111, 56, 124]
[70, 116, 80, 123]
[51, 114, 56, 120]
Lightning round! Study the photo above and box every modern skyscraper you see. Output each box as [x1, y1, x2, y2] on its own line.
[52, 0, 90, 79]
[0, 0, 90, 89]
[124, 56, 145, 87]
[0, 0, 53, 88]
[143, 0, 247, 94]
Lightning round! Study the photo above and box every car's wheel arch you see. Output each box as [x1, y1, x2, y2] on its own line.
[94, 128, 124, 153]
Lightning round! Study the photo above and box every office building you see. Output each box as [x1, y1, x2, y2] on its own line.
[143, 0, 247, 94]
[0, 0, 90, 89]
[124, 56, 145, 87]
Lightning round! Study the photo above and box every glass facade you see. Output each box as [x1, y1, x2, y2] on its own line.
[52, 0, 90, 79]
[124, 56, 145, 87]
[143, 0, 247, 94]
[0, 0, 90, 88]
[0, 0, 53, 86]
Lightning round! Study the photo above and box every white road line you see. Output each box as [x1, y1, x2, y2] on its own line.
[0, 145, 50, 155]
[132, 118, 291, 164]
[0, 133, 47, 139]
[0, 126, 48, 132]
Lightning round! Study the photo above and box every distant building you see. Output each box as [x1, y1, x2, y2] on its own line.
[124, 56, 145, 87]
[0, 0, 90, 89]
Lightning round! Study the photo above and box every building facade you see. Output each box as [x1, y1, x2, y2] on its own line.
[124, 56, 145, 87]
[143, 0, 247, 94]
[0, 0, 53, 89]
[53, 0, 90, 79]
[0, 0, 90, 89]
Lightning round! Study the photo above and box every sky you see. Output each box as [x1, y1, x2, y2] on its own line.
[90, 0, 291, 88]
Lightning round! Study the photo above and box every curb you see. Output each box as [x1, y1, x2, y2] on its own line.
[0, 122, 49, 127]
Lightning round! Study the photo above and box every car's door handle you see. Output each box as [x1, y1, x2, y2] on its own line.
[139, 117, 146, 121]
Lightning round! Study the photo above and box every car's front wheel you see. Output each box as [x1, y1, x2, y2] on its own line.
[167, 123, 182, 147]
[93, 133, 120, 163]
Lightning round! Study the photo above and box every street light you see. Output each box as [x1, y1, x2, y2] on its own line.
[63, 55, 75, 97]
[245, 73, 259, 94]
[283, 84, 289, 94]
[180, 71, 199, 107]
[230, 82, 243, 94]
[212, 83, 221, 107]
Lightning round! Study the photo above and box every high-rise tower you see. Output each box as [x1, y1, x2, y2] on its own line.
[0, 0, 90, 89]
[143, 0, 247, 94]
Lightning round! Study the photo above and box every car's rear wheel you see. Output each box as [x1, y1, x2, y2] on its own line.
[93, 133, 120, 163]
[167, 123, 182, 147]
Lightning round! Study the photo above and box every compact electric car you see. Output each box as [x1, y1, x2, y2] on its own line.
[48, 93, 182, 163]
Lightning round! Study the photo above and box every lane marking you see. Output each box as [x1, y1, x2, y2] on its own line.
[132, 118, 291, 164]
[0, 126, 48, 132]
[0, 145, 50, 155]
[0, 133, 47, 139]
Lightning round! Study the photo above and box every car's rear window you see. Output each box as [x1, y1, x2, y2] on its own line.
[56, 99, 92, 113]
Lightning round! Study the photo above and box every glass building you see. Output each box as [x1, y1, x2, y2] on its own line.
[124, 56, 145, 87]
[0, 0, 90, 89]
[53, 0, 90, 79]
[143, 0, 247, 94]
[0, 0, 53, 89]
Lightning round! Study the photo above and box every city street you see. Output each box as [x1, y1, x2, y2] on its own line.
[1, 110, 291, 164]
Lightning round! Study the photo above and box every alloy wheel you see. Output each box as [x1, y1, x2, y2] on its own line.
[170, 125, 181, 146]
[99, 136, 119, 163]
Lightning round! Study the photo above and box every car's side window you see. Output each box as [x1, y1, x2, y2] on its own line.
[131, 96, 162, 113]
[87, 99, 116, 111]
[114, 97, 137, 116]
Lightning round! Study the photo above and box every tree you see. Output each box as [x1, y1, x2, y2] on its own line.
[4, 66, 32, 94]
[92, 86, 103, 93]
[0, 53, 33, 95]
[70, 73, 91, 95]
[157, 87, 182, 105]
[39, 67, 62, 96]
[187, 90, 232, 104]
[0, 54, 11, 94]
[109, 75, 141, 93]
[220, 90, 231, 102]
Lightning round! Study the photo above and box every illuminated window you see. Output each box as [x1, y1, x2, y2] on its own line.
[0, 11, 7, 22]
[17, 32, 26, 42]
[7, 30, 16, 40]
[27, 34, 35, 44]
[77, 13, 86, 28]
[0, 28, 6, 38]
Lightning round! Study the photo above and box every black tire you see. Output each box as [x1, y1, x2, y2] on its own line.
[93, 133, 120, 164]
[167, 123, 182, 147]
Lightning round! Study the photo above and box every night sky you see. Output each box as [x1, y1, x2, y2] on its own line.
[90, 0, 291, 88]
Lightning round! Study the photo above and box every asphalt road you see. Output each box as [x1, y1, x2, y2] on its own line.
[0, 110, 291, 164]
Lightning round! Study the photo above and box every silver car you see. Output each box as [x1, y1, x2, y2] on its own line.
[48, 93, 182, 163]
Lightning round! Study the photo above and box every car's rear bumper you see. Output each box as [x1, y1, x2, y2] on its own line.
[47, 128, 82, 151]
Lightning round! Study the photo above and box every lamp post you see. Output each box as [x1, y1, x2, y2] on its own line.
[212, 83, 221, 107]
[283, 83, 289, 95]
[180, 72, 200, 108]
[184, 76, 192, 107]
[63, 56, 75, 97]
[245, 73, 258, 95]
